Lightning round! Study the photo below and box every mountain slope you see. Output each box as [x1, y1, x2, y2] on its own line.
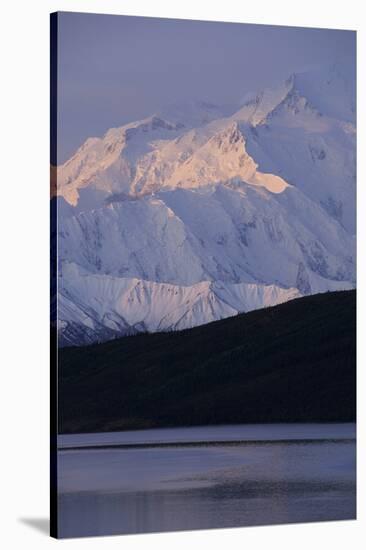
[54, 64, 356, 346]
[59, 290, 356, 433]
[58, 262, 301, 346]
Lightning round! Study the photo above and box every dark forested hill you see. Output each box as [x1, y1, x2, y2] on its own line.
[58, 290, 356, 434]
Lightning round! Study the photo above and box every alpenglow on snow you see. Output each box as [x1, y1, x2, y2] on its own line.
[54, 64, 356, 346]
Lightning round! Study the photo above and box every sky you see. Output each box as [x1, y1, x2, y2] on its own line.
[55, 12, 356, 164]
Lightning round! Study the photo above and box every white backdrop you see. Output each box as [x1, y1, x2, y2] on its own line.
[0, 1, 364, 548]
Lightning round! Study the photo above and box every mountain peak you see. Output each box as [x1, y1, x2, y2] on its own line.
[235, 77, 294, 127]
[235, 64, 355, 128]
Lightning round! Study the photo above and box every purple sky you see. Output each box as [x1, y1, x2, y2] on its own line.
[56, 12, 355, 164]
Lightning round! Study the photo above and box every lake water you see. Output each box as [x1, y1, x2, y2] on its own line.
[57, 424, 356, 538]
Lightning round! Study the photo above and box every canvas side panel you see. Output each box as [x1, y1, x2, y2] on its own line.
[50, 11, 58, 540]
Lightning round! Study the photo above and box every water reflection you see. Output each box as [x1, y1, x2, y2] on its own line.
[58, 428, 356, 538]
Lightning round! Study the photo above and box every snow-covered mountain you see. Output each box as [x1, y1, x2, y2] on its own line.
[58, 263, 304, 347]
[54, 64, 356, 346]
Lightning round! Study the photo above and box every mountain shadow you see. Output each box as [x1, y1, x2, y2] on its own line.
[58, 289, 356, 433]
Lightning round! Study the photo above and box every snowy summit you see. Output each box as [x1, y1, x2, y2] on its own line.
[54, 65, 356, 346]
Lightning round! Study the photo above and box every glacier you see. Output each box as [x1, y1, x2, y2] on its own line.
[54, 64, 356, 346]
